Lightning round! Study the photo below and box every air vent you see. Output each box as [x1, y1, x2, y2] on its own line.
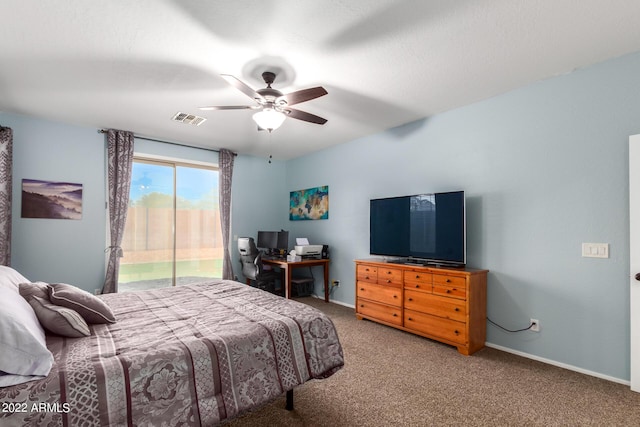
[172, 112, 207, 126]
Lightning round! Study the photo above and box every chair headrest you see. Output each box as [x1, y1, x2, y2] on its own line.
[238, 237, 258, 255]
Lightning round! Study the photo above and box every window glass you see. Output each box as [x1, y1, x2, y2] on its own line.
[118, 159, 221, 291]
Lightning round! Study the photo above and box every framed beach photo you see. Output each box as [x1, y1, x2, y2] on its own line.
[21, 179, 83, 220]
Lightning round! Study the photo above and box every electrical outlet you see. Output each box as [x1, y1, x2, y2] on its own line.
[332, 280, 340, 287]
[530, 318, 540, 332]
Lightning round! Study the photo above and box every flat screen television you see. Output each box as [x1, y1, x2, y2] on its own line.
[369, 191, 466, 267]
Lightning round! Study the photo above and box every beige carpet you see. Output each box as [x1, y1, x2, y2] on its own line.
[225, 297, 640, 426]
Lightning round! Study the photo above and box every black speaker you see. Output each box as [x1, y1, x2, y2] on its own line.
[322, 245, 329, 259]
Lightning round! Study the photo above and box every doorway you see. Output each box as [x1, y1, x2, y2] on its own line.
[630, 134, 640, 391]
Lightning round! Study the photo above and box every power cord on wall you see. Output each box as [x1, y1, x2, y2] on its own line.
[487, 317, 536, 333]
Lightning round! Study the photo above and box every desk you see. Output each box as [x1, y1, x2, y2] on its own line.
[262, 258, 330, 302]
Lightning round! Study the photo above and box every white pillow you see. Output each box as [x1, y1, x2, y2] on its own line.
[0, 288, 54, 387]
[0, 265, 30, 293]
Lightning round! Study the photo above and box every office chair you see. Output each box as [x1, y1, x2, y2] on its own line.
[237, 237, 280, 294]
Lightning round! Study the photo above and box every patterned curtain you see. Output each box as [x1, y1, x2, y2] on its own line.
[0, 127, 12, 266]
[102, 129, 134, 293]
[219, 149, 235, 280]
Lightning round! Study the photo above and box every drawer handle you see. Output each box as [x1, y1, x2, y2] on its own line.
[408, 317, 413, 321]
[415, 275, 420, 279]
[359, 288, 364, 291]
[360, 304, 364, 308]
[454, 330, 459, 335]
[393, 295, 398, 298]
[446, 279, 451, 283]
[387, 271, 392, 274]
[415, 285, 420, 288]
[393, 313, 398, 317]
[454, 307, 460, 312]
[446, 289, 451, 293]
[408, 298, 413, 301]
[386, 279, 392, 283]
[365, 276, 370, 280]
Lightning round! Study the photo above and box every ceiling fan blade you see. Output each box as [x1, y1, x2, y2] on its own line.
[220, 74, 264, 101]
[279, 87, 328, 106]
[199, 105, 255, 111]
[284, 108, 328, 125]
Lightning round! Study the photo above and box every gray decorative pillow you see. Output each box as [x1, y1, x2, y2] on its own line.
[49, 283, 116, 324]
[19, 281, 50, 302]
[28, 296, 90, 338]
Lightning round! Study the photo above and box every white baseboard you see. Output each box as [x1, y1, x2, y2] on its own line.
[328, 299, 355, 309]
[310, 294, 355, 309]
[485, 342, 630, 386]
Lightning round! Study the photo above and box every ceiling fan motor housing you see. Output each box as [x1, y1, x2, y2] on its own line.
[256, 87, 284, 103]
[262, 71, 276, 86]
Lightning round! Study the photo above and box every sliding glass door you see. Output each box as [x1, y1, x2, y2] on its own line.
[118, 158, 221, 291]
[175, 165, 221, 285]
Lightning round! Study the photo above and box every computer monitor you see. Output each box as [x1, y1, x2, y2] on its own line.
[277, 230, 289, 251]
[257, 231, 278, 250]
[256, 230, 289, 257]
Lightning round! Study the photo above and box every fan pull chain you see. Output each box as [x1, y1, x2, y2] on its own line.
[267, 128, 273, 164]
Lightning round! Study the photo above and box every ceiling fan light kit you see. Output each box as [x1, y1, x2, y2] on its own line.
[253, 108, 286, 132]
[200, 71, 327, 132]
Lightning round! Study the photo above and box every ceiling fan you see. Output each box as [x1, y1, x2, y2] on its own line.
[200, 71, 328, 132]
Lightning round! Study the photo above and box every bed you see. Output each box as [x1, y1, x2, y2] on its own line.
[0, 266, 344, 426]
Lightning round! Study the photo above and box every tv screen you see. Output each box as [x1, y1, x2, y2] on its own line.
[370, 191, 466, 266]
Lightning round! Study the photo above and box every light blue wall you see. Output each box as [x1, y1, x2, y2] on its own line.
[230, 154, 287, 281]
[285, 51, 640, 382]
[0, 112, 285, 291]
[3, 114, 107, 289]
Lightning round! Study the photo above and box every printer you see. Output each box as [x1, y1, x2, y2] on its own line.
[294, 238, 324, 259]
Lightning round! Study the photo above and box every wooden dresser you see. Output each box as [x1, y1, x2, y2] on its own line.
[355, 259, 488, 355]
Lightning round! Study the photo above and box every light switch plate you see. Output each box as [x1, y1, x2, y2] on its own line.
[582, 243, 609, 258]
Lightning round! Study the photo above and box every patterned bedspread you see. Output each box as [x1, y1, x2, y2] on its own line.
[0, 280, 344, 426]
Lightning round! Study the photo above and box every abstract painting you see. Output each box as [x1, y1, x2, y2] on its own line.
[290, 185, 329, 220]
[22, 179, 83, 220]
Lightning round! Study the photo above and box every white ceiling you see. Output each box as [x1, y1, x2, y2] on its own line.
[3, 1, 640, 160]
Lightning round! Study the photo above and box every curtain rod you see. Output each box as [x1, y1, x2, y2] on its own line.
[97, 129, 236, 156]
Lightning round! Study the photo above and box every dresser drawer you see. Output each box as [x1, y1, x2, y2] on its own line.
[404, 310, 467, 344]
[377, 267, 403, 285]
[433, 283, 466, 300]
[433, 274, 466, 299]
[357, 299, 402, 326]
[357, 265, 378, 283]
[404, 270, 432, 289]
[357, 282, 402, 306]
[405, 290, 466, 322]
[433, 274, 466, 288]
